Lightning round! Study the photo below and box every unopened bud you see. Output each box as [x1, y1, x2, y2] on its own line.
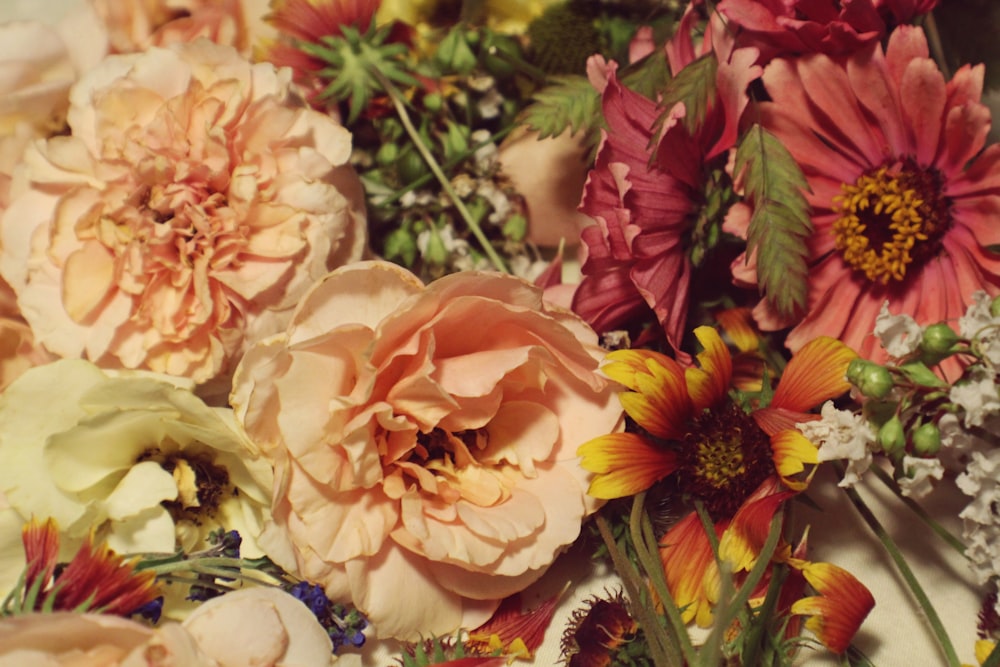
[920, 322, 959, 360]
[847, 359, 893, 399]
[911, 422, 941, 456]
[877, 415, 905, 455]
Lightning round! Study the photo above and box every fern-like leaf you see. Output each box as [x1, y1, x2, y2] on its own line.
[517, 75, 602, 142]
[735, 124, 813, 321]
[655, 53, 718, 136]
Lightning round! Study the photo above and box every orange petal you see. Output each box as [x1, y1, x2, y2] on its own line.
[719, 478, 793, 573]
[604, 349, 692, 440]
[578, 432, 677, 499]
[21, 517, 60, 596]
[686, 326, 733, 411]
[788, 559, 874, 654]
[466, 593, 558, 659]
[601, 348, 680, 391]
[771, 337, 856, 413]
[770, 430, 819, 491]
[660, 512, 724, 627]
[715, 307, 760, 354]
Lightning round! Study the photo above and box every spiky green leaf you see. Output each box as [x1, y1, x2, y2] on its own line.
[620, 45, 672, 101]
[655, 53, 717, 136]
[735, 124, 813, 320]
[517, 75, 602, 142]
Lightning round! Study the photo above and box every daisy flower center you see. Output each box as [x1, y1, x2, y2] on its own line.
[137, 448, 233, 521]
[676, 402, 773, 520]
[831, 160, 950, 284]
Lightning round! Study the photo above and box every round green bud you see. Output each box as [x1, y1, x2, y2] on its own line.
[397, 148, 429, 185]
[375, 142, 399, 167]
[911, 422, 942, 456]
[422, 92, 443, 113]
[991, 294, 1000, 318]
[847, 359, 894, 399]
[920, 322, 959, 356]
[877, 415, 905, 455]
[422, 226, 449, 267]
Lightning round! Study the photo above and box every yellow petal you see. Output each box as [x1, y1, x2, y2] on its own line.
[578, 432, 677, 499]
[686, 326, 732, 411]
[770, 430, 819, 491]
[772, 337, 857, 413]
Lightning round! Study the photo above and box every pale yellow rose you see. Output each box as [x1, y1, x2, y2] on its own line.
[0, 359, 272, 562]
[231, 260, 622, 640]
[0, 613, 212, 667]
[0, 39, 367, 385]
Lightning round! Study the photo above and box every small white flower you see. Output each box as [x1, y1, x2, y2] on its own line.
[949, 368, 1000, 428]
[873, 301, 923, 357]
[798, 401, 876, 487]
[956, 448, 1000, 586]
[959, 291, 1000, 366]
[897, 455, 944, 498]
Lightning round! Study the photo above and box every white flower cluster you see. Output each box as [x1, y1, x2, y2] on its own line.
[798, 401, 877, 487]
[873, 302, 923, 357]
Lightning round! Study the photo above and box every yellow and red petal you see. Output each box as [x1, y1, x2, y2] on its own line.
[788, 559, 874, 654]
[465, 593, 558, 659]
[660, 512, 724, 628]
[54, 534, 160, 616]
[686, 326, 733, 411]
[715, 307, 760, 354]
[602, 348, 681, 391]
[621, 370, 692, 441]
[770, 337, 856, 413]
[21, 517, 59, 595]
[718, 477, 794, 573]
[769, 429, 819, 491]
[578, 433, 678, 499]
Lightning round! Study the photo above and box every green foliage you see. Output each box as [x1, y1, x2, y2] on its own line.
[655, 54, 718, 136]
[518, 75, 603, 143]
[621, 47, 672, 102]
[735, 124, 814, 321]
[301, 21, 419, 124]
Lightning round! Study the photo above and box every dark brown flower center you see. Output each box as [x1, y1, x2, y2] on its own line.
[832, 159, 951, 284]
[675, 402, 772, 520]
[138, 448, 232, 522]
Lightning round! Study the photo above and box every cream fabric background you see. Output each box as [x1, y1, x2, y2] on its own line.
[0, 1, 985, 664]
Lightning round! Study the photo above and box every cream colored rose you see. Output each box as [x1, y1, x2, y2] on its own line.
[0, 39, 367, 385]
[231, 260, 622, 640]
[0, 613, 212, 667]
[0, 359, 271, 561]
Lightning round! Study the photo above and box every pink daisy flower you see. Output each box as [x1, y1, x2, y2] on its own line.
[732, 25, 1000, 367]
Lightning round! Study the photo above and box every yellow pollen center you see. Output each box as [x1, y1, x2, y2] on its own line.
[832, 165, 947, 284]
[695, 434, 746, 489]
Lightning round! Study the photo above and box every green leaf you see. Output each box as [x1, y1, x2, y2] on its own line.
[517, 75, 602, 142]
[654, 53, 717, 136]
[620, 47, 672, 102]
[735, 124, 813, 320]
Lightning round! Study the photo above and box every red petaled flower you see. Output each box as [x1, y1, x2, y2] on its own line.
[732, 25, 1000, 377]
[465, 593, 559, 660]
[579, 326, 861, 627]
[787, 558, 876, 653]
[572, 15, 760, 353]
[18, 518, 160, 616]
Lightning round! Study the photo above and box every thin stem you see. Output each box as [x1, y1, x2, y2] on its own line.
[870, 464, 966, 555]
[594, 513, 676, 667]
[922, 11, 951, 80]
[630, 493, 699, 666]
[835, 461, 961, 667]
[373, 70, 510, 273]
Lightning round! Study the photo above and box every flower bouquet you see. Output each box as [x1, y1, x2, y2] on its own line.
[0, 0, 998, 665]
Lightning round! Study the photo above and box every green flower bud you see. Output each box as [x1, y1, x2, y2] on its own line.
[479, 31, 521, 79]
[847, 359, 894, 399]
[422, 92, 443, 113]
[436, 28, 478, 75]
[991, 294, 1000, 318]
[382, 227, 417, 266]
[911, 422, 941, 456]
[920, 323, 959, 362]
[397, 147, 429, 185]
[423, 226, 449, 267]
[877, 415, 905, 455]
[502, 213, 527, 242]
[375, 142, 399, 167]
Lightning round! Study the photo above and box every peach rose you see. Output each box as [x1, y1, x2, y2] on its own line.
[0, 613, 212, 667]
[0, 39, 367, 386]
[90, 0, 273, 56]
[231, 260, 623, 640]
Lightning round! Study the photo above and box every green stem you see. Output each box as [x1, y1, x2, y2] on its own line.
[983, 639, 1000, 667]
[373, 70, 510, 274]
[594, 513, 676, 667]
[870, 464, 966, 556]
[630, 493, 699, 666]
[922, 11, 951, 80]
[835, 462, 961, 667]
[700, 509, 784, 667]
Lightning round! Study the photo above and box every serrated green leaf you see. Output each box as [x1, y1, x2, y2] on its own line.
[620, 47, 672, 101]
[517, 75, 602, 141]
[735, 124, 813, 320]
[654, 53, 717, 136]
